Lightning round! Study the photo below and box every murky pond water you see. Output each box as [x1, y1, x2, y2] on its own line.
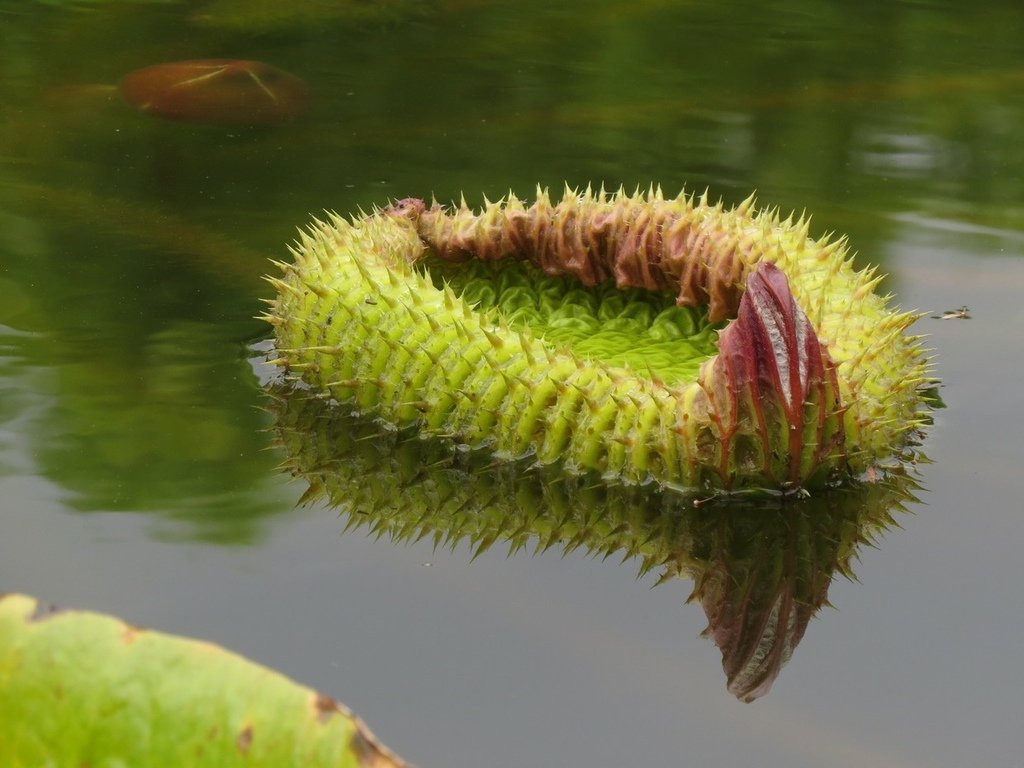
[2, 2, 1023, 765]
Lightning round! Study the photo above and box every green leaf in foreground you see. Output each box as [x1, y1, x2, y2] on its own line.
[0, 593, 407, 768]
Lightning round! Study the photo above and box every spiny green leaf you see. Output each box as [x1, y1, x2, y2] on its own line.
[268, 187, 935, 492]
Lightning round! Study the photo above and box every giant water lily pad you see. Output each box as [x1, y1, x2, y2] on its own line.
[265, 186, 935, 493]
[0, 593, 406, 767]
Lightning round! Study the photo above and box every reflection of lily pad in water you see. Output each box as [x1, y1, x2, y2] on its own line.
[120, 60, 311, 126]
[0, 593, 408, 767]
[267, 383, 922, 701]
[684, 486, 911, 701]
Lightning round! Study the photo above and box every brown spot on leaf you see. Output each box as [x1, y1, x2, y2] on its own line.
[120, 624, 142, 644]
[312, 692, 342, 724]
[236, 724, 253, 754]
[348, 716, 410, 768]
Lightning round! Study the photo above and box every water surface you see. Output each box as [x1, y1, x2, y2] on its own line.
[2, 2, 1023, 766]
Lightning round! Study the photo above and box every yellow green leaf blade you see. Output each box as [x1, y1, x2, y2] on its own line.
[0, 593, 406, 768]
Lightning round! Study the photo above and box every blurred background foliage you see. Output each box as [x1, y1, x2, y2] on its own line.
[0, 0, 1021, 539]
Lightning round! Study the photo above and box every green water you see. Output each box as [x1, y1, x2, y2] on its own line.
[2, 2, 1024, 766]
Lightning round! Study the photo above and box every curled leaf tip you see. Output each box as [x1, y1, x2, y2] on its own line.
[705, 262, 844, 487]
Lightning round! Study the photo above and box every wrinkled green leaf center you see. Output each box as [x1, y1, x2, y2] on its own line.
[424, 257, 724, 383]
